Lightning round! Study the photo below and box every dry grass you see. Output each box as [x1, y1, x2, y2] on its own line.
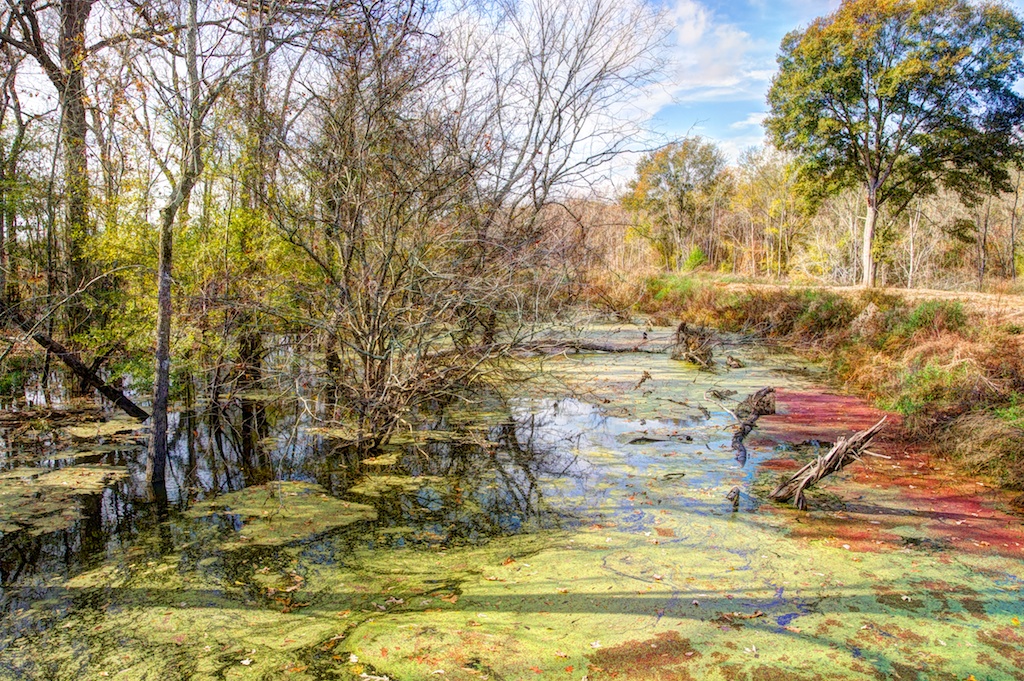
[940, 413, 1024, 489]
[628, 274, 1024, 491]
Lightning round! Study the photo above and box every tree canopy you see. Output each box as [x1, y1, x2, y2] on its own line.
[765, 0, 1024, 286]
[622, 137, 730, 269]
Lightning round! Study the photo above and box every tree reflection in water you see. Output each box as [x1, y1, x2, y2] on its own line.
[0, 385, 586, 599]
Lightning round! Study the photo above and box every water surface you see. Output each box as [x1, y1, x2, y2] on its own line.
[1, 334, 1022, 680]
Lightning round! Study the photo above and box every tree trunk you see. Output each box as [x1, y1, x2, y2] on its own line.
[58, 0, 95, 338]
[978, 197, 990, 291]
[862, 198, 877, 287]
[148, 0, 205, 487]
[1010, 172, 1020, 280]
[147, 205, 174, 486]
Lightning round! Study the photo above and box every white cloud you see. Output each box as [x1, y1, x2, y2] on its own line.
[659, 0, 775, 105]
[731, 112, 767, 130]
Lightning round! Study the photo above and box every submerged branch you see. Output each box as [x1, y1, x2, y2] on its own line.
[731, 387, 776, 466]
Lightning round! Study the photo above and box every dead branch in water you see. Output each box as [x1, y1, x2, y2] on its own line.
[735, 387, 776, 420]
[769, 417, 887, 511]
[518, 339, 666, 355]
[731, 387, 776, 465]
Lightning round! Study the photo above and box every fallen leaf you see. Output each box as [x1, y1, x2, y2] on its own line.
[240, 659, 252, 666]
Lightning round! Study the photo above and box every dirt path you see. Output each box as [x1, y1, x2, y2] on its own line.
[722, 281, 1024, 322]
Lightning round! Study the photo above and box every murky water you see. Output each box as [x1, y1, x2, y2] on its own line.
[1, 330, 1022, 680]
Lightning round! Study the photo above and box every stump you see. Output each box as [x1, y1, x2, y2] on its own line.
[732, 387, 776, 465]
[670, 322, 715, 369]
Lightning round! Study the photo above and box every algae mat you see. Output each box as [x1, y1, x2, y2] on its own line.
[1, 344, 1023, 680]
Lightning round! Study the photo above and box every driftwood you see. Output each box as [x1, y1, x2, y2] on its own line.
[2, 306, 149, 421]
[769, 417, 887, 511]
[670, 322, 714, 369]
[731, 387, 776, 466]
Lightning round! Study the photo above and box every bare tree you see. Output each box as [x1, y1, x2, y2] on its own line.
[264, 0, 667, 450]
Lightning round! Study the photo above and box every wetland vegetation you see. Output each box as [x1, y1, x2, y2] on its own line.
[2, 0, 1024, 678]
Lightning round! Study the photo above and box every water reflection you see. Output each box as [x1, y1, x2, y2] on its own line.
[0, 341, 807, 654]
[0, 387, 588, 599]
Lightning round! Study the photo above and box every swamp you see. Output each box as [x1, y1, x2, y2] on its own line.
[1, 327, 1022, 680]
[3, 0, 1024, 678]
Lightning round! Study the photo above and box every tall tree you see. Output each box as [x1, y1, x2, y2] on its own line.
[622, 137, 729, 269]
[0, 44, 29, 305]
[765, 0, 1024, 287]
[140, 0, 260, 486]
[0, 0, 95, 332]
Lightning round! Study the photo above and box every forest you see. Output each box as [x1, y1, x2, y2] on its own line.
[1, 0, 1024, 679]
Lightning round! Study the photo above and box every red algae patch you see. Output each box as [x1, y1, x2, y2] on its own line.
[760, 458, 801, 471]
[754, 390, 1024, 560]
[587, 631, 699, 680]
[758, 389, 899, 446]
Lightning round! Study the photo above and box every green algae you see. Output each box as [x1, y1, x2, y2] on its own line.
[347, 475, 445, 498]
[0, 464, 127, 536]
[185, 481, 377, 548]
[63, 415, 148, 439]
[4, 338, 1024, 680]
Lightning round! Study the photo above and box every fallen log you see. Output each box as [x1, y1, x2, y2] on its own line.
[519, 339, 666, 355]
[769, 417, 887, 511]
[2, 306, 150, 421]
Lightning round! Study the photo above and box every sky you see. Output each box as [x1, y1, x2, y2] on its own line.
[653, 0, 1024, 161]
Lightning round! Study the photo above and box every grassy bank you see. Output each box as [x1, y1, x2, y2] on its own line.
[631, 274, 1024, 499]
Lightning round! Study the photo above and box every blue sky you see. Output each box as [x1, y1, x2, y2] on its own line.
[655, 0, 1024, 160]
